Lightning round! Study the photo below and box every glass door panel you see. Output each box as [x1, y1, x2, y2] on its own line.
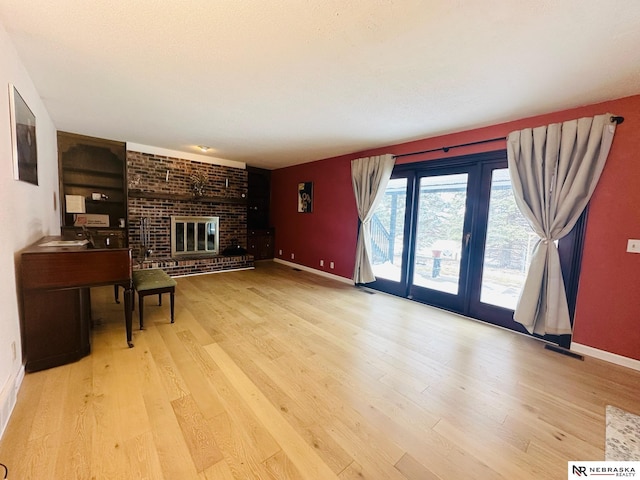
[479, 168, 534, 310]
[412, 174, 468, 295]
[371, 178, 407, 282]
[466, 163, 531, 334]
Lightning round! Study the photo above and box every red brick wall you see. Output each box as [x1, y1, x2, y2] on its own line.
[127, 151, 248, 262]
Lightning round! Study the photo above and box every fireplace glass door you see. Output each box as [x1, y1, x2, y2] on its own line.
[171, 216, 219, 257]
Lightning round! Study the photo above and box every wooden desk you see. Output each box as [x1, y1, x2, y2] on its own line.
[20, 236, 133, 372]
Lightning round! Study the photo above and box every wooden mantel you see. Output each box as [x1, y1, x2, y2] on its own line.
[129, 190, 247, 205]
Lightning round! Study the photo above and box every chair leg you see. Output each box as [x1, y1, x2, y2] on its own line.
[158, 293, 162, 306]
[170, 290, 175, 323]
[114, 284, 120, 304]
[139, 293, 144, 330]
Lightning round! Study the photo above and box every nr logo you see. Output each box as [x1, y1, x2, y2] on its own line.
[572, 465, 588, 476]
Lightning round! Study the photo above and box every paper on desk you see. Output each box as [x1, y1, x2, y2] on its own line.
[38, 239, 90, 247]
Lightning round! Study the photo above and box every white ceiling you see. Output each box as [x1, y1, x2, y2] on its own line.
[1, 1, 640, 170]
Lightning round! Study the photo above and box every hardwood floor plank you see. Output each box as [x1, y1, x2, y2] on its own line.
[143, 324, 191, 401]
[338, 461, 367, 480]
[171, 304, 217, 346]
[202, 458, 236, 480]
[171, 394, 224, 472]
[111, 337, 154, 439]
[27, 364, 70, 441]
[123, 431, 166, 480]
[419, 384, 532, 453]
[264, 450, 305, 479]
[17, 433, 61, 480]
[90, 328, 137, 479]
[53, 357, 94, 479]
[502, 412, 603, 461]
[432, 417, 552, 479]
[207, 367, 282, 464]
[394, 453, 443, 480]
[0, 367, 44, 445]
[142, 389, 201, 479]
[323, 416, 411, 480]
[156, 326, 225, 420]
[208, 410, 280, 480]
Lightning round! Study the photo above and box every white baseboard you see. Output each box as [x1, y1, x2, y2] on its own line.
[571, 342, 640, 372]
[0, 365, 25, 440]
[272, 258, 354, 285]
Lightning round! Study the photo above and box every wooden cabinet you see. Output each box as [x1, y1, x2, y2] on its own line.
[247, 167, 271, 229]
[58, 131, 128, 244]
[247, 167, 274, 259]
[22, 288, 91, 372]
[247, 229, 275, 260]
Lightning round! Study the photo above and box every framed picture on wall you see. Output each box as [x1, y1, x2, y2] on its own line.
[298, 181, 313, 213]
[9, 84, 38, 185]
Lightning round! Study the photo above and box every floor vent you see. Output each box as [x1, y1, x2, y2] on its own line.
[292, 268, 302, 271]
[544, 343, 584, 360]
[358, 287, 376, 295]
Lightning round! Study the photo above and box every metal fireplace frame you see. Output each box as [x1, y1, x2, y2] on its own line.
[170, 215, 219, 258]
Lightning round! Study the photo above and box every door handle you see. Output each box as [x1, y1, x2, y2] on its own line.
[464, 233, 471, 248]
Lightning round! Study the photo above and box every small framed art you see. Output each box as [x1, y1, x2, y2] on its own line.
[9, 84, 38, 185]
[297, 181, 313, 213]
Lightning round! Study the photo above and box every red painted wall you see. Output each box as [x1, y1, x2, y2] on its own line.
[271, 157, 357, 278]
[271, 94, 640, 361]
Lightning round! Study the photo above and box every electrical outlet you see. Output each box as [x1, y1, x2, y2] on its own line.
[320, 260, 324, 267]
[330, 261, 335, 269]
[279, 249, 282, 255]
[627, 239, 640, 253]
[291, 253, 295, 260]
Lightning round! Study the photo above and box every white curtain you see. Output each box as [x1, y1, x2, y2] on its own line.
[351, 154, 395, 284]
[507, 113, 617, 336]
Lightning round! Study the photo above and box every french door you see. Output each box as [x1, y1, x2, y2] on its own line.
[368, 151, 583, 339]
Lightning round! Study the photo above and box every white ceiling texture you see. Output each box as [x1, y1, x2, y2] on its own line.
[1, 1, 640, 169]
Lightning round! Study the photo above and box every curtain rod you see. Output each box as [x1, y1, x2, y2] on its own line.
[393, 115, 625, 160]
[393, 136, 506, 159]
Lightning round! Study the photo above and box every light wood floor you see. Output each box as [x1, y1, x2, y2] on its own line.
[1, 262, 639, 479]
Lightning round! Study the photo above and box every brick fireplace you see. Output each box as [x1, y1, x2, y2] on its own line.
[127, 150, 253, 276]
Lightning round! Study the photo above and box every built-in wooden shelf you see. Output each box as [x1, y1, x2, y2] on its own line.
[128, 190, 247, 205]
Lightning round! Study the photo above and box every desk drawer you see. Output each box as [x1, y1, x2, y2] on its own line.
[22, 249, 131, 289]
